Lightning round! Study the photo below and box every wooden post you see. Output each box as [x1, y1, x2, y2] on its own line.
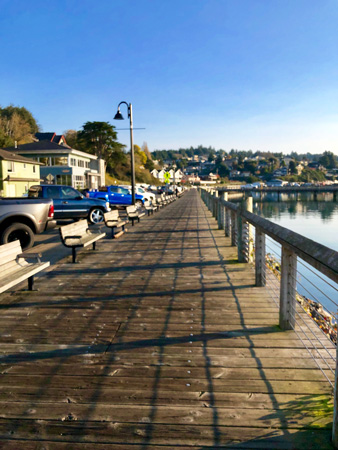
[279, 247, 297, 330]
[221, 192, 228, 231]
[255, 228, 266, 286]
[225, 209, 231, 237]
[214, 190, 219, 219]
[333, 354, 338, 448]
[237, 197, 253, 263]
[237, 206, 244, 262]
[217, 192, 224, 229]
[231, 210, 237, 246]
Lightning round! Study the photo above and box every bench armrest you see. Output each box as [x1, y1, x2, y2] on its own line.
[17, 253, 42, 263]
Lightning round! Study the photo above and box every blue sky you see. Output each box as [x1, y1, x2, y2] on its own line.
[1, 0, 338, 154]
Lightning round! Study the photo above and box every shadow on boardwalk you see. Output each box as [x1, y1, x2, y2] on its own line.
[0, 190, 333, 449]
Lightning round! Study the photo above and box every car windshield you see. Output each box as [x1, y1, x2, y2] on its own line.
[60, 186, 81, 199]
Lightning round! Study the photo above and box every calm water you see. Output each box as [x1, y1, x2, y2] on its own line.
[251, 192, 338, 314]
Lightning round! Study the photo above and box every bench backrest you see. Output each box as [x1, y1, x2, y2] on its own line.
[126, 205, 137, 214]
[60, 219, 88, 241]
[104, 210, 119, 222]
[0, 241, 22, 266]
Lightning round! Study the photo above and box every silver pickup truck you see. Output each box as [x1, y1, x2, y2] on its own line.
[0, 198, 55, 249]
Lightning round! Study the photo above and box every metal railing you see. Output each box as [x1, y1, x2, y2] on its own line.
[199, 187, 338, 447]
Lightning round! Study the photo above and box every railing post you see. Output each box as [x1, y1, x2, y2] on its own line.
[214, 190, 219, 219]
[255, 227, 266, 286]
[237, 206, 244, 262]
[231, 210, 237, 246]
[279, 246, 297, 330]
[221, 192, 228, 231]
[333, 355, 338, 448]
[237, 197, 253, 263]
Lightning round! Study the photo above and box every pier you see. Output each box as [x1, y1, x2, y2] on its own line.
[0, 189, 336, 449]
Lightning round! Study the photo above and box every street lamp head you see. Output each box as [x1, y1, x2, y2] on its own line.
[113, 108, 124, 120]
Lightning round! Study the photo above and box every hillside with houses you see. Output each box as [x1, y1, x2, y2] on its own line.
[0, 105, 337, 196]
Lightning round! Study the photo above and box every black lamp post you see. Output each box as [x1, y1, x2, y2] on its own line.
[114, 101, 135, 205]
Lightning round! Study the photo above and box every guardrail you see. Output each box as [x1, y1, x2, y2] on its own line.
[199, 186, 338, 447]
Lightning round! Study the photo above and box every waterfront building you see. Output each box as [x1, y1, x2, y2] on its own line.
[0, 148, 42, 197]
[5, 140, 105, 190]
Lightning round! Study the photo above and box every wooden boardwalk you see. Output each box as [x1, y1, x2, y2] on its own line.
[0, 189, 335, 449]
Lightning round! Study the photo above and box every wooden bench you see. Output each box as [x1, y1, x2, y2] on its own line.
[143, 200, 158, 215]
[126, 205, 146, 226]
[59, 220, 106, 263]
[0, 241, 50, 293]
[103, 210, 128, 238]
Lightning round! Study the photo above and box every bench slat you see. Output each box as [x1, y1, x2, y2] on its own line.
[0, 241, 22, 265]
[0, 262, 50, 294]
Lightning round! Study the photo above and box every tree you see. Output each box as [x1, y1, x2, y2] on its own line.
[319, 151, 336, 169]
[208, 152, 215, 162]
[0, 105, 39, 146]
[289, 160, 297, 174]
[63, 129, 79, 148]
[217, 163, 229, 178]
[134, 145, 147, 166]
[77, 121, 125, 169]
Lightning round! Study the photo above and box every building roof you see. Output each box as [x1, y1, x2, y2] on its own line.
[5, 141, 71, 152]
[0, 148, 42, 164]
[4, 141, 98, 161]
[35, 132, 56, 142]
[35, 132, 67, 145]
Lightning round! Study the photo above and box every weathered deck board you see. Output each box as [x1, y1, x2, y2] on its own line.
[0, 190, 334, 449]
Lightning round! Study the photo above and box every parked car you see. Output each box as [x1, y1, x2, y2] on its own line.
[28, 185, 110, 223]
[87, 185, 144, 207]
[240, 184, 254, 190]
[0, 197, 55, 249]
[121, 185, 156, 202]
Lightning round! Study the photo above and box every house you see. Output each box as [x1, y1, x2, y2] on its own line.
[0, 148, 42, 197]
[6, 140, 105, 190]
[266, 179, 287, 187]
[184, 174, 200, 183]
[34, 132, 68, 146]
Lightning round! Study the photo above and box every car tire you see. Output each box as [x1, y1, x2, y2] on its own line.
[1, 222, 35, 250]
[88, 208, 105, 224]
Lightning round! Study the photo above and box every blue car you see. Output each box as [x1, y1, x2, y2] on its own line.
[87, 185, 144, 206]
[28, 185, 110, 223]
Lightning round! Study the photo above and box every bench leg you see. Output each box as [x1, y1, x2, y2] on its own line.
[137, 217, 140, 223]
[28, 276, 34, 291]
[111, 228, 115, 239]
[92, 242, 96, 251]
[131, 218, 135, 226]
[72, 247, 77, 264]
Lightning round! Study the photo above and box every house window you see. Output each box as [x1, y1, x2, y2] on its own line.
[85, 161, 90, 168]
[40, 157, 50, 166]
[51, 157, 68, 166]
[78, 160, 85, 168]
[70, 158, 76, 166]
[7, 161, 14, 172]
[33, 165, 36, 173]
[56, 174, 72, 186]
[75, 175, 85, 189]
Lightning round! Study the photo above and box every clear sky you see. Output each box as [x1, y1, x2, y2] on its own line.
[1, 0, 338, 154]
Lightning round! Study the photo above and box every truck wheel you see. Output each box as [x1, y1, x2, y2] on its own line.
[89, 208, 104, 224]
[1, 223, 35, 250]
